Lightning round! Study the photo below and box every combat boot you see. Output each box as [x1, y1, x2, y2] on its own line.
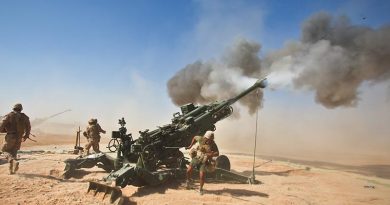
[199, 188, 204, 195]
[9, 160, 14, 175]
[13, 161, 19, 173]
[185, 179, 194, 189]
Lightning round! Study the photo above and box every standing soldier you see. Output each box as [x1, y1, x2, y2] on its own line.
[186, 131, 219, 195]
[83, 118, 106, 155]
[0, 103, 31, 174]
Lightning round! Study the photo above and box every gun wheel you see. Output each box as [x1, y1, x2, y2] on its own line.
[216, 155, 231, 171]
[107, 139, 120, 152]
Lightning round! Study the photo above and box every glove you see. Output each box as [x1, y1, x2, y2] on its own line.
[207, 152, 214, 158]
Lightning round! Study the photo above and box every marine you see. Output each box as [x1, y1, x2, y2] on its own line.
[0, 103, 31, 174]
[186, 131, 219, 195]
[83, 118, 106, 155]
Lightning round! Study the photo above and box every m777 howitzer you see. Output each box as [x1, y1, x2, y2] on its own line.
[64, 78, 267, 204]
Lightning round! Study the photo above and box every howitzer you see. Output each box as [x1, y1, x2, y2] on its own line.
[64, 78, 267, 203]
[106, 79, 266, 187]
[113, 78, 267, 172]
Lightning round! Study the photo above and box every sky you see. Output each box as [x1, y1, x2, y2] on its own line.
[1, 0, 389, 164]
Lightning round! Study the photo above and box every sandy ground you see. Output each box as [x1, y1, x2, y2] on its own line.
[0, 136, 390, 205]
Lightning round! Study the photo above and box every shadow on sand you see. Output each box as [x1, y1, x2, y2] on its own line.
[66, 169, 107, 179]
[0, 158, 7, 165]
[206, 188, 268, 205]
[131, 180, 182, 197]
[236, 169, 307, 177]
[18, 173, 69, 182]
[131, 179, 269, 203]
[207, 188, 269, 198]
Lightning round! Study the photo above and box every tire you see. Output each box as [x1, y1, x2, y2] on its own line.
[216, 155, 231, 171]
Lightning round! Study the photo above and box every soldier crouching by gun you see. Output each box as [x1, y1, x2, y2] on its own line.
[186, 131, 219, 195]
[0, 103, 31, 174]
[83, 118, 106, 155]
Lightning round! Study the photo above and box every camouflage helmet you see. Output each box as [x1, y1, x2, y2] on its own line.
[13, 103, 23, 111]
[88, 118, 97, 125]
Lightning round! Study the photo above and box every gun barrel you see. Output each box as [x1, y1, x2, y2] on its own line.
[192, 78, 267, 126]
[219, 78, 267, 108]
[231, 78, 267, 104]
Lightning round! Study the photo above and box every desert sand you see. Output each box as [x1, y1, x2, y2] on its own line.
[0, 135, 389, 205]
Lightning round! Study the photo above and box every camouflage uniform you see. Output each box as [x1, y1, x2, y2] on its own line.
[0, 104, 31, 174]
[190, 135, 219, 172]
[83, 119, 106, 155]
[186, 131, 219, 195]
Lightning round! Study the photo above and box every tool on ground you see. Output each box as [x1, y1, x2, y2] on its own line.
[73, 126, 84, 154]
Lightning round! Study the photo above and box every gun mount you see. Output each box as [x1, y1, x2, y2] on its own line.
[64, 78, 267, 203]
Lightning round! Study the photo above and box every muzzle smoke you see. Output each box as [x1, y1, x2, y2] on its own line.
[167, 39, 266, 114]
[168, 12, 390, 111]
[266, 12, 390, 108]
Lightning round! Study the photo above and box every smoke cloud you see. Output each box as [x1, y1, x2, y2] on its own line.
[168, 12, 390, 110]
[167, 39, 265, 114]
[266, 12, 390, 108]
